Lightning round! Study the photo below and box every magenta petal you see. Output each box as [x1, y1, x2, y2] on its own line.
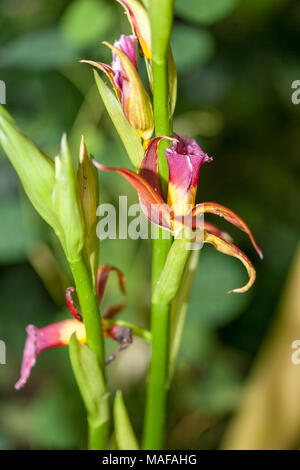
[113, 34, 137, 68]
[15, 320, 86, 389]
[112, 34, 137, 93]
[165, 134, 212, 191]
[15, 325, 39, 390]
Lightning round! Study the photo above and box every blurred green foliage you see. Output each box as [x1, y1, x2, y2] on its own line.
[0, 0, 299, 449]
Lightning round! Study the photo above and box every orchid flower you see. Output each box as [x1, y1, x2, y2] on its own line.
[93, 135, 263, 294]
[15, 266, 131, 389]
[81, 34, 154, 140]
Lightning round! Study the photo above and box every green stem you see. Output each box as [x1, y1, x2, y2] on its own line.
[88, 419, 108, 451]
[143, 303, 169, 449]
[143, 0, 174, 450]
[167, 249, 200, 387]
[70, 257, 105, 369]
[70, 257, 108, 449]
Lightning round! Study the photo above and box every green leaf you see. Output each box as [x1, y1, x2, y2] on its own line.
[171, 24, 215, 72]
[0, 106, 60, 231]
[60, 0, 114, 47]
[141, 0, 150, 8]
[93, 71, 144, 171]
[113, 391, 139, 450]
[69, 334, 109, 428]
[152, 236, 191, 305]
[175, 0, 238, 25]
[168, 249, 200, 386]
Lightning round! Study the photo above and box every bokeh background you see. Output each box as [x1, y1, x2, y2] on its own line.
[0, 0, 300, 449]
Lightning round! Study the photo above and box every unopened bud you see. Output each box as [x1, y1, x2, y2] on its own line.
[52, 134, 85, 262]
[77, 136, 99, 286]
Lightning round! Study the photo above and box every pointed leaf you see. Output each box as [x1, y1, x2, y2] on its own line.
[113, 390, 139, 450]
[69, 334, 109, 428]
[191, 201, 263, 258]
[168, 47, 177, 117]
[168, 249, 200, 386]
[152, 235, 191, 305]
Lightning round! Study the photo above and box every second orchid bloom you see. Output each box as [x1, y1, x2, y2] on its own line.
[93, 135, 263, 294]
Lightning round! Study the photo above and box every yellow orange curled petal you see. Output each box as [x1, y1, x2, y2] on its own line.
[93, 160, 171, 229]
[80, 60, 121, 101]
[203, 231, 256, 294]
[203, 221, 233, 242]
[97, 264, 126, 305]
[192, 202, 263, 259]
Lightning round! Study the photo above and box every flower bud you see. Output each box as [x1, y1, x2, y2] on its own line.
[82, 36, 154, 140]
[105, 41, 154, 139]
[52, 134, 85, 262]
[77, 136, 99, 286]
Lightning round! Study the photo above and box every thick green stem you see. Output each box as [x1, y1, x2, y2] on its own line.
[70, 257, 105, 369]
[143, 0, 174, 450]
[88, 419, 108, 451]
[70, 257, 108, 449]
[143, 303, 169, 449]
